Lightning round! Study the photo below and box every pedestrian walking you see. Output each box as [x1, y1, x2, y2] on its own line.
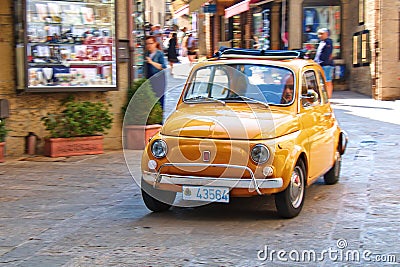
[151, 24, 163, 47]
[181, 31, 189, 57]
[145, 35, 167, 109]
[314, 28, 334, 98]
[167, 32, 179, 75]
[186, 33, 197, 65]
[178, 27, 187, 56]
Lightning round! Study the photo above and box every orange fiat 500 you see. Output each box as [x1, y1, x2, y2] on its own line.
[141, 49, 347, 218]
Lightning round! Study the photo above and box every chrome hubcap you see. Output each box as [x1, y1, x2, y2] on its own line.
[289, 166, 304, 208]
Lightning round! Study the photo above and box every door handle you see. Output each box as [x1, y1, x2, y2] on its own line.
[323, 112, 332, 117]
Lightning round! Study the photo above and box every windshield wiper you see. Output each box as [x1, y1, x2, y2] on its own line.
[226, 95, 269, 109]
[185, 96, 226, 105]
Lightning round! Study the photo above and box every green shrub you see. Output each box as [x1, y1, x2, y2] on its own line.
[0, 119, 9, 142]
[122, 78, 163, 125]
[41, 97, 113, 138]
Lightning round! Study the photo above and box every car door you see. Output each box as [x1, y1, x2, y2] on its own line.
[298, 68, 334, 179]
[316, 68, 336, 169]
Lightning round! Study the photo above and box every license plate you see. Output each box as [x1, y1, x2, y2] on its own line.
[182, 186, 230, 203]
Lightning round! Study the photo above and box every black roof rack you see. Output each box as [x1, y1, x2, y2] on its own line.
[213, 47, 306, 60]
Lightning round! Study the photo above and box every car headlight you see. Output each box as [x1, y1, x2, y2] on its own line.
[151, 139, 167, 158]
[251, 144, 270, 164]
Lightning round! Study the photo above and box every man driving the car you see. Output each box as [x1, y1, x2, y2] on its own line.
[280, 74, 294, 104]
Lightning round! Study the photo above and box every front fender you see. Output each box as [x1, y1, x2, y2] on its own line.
[272, 132, 307, 190]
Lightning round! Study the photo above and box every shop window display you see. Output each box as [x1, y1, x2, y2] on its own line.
[15, 0, 116, 91]
[232, 15, 241, 48]
[253, 8, 271, 50]
[302, 6, 341, 59]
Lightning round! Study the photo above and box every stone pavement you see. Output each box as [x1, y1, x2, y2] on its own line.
[1, 84, 400, 265]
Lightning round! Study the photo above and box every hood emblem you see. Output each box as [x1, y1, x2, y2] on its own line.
[203, 151, 211, 162]
[184, 188, 192, 197]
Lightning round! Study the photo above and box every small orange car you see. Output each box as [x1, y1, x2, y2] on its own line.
[141, 49, 347, 218]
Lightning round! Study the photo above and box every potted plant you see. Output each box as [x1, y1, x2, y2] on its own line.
[123, 78, 163, 150]
[0, 119, 9, 162]
[41, 97, 113, 157]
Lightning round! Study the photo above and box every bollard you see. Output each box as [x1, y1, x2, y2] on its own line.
[26, 132, 37, 155]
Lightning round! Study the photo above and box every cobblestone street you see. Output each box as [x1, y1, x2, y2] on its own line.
[0, 64, 399, 266]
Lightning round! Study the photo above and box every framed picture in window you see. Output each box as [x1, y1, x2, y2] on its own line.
[361, 30, 370, 66]
[353, 33, 359, 67]
[359, 0, 365, 25]
[353, 30, 370, 67]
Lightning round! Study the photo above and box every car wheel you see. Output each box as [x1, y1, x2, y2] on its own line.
[275, 160, 306, 218]
[324, 151, 341, 185]
[141, 177, 176, 212]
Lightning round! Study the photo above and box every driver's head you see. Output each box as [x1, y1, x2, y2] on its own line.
[281, 74, 294, 104]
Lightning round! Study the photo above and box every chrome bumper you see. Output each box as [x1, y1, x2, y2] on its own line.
[143, 163, 283, 195]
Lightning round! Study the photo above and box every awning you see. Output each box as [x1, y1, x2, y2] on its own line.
[250, 0, 274, 6]
[174, 4, 190, 18]
[189, 0, 208, 12]
[225, 0, 250, 19]
[172, 0, 188, 11]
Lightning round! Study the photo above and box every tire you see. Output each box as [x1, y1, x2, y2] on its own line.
[141, 177, 176, 212]
[275, 160, 306, 218]
[324, 151, 341, 185]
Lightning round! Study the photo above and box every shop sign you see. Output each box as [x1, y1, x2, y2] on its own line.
[203, 4, 216, 14]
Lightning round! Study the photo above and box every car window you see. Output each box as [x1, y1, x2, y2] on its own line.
[317, 70, 329, 104]
[185, 67, 212, 99]
[185, 66, 230, 100]
[184, 64, 295, 105]
[210, 66, 229, 98]
[302, 70, 321, 107]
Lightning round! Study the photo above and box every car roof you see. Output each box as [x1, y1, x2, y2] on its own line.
[197, 58, 316, 73]
[199, 48, 318, 72]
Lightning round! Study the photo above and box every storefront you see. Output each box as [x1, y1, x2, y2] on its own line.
[222, 0, 286, 51]
[14, 0, 118, 92]
[251, 1, 273, 50]
[131, 0, 146, 79]
[0, 0, 129, 156]
[302, 1, 341, 59]
[224, 0, 250, 48]
[171, 1, 191, 31]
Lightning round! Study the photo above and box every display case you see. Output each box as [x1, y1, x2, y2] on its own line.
[131, 0, 145, 79]
[302, 5, 341, 59]
[232, 15, 241, 48]
[14, 0, 117, 92]
[132, 30, 145, 78]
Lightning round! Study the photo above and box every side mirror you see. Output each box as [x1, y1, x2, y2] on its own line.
[301, 89, 318, 103]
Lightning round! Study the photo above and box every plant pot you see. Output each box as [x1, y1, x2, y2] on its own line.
[0, 142, 5, 163]
[124, 124, 162, 150]
[44, 136, 104, 157]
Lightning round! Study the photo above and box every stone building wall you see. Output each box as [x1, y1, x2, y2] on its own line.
[0, 0, 129, 157]
[288, 0, 399, 100]
[379, 0, 400, 100]
[341, 0, 374, 97]
[146, 0, 167, 25]
[343, 0, 400, 100]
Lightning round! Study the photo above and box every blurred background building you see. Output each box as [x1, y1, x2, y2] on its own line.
[0, 0, 399, 157]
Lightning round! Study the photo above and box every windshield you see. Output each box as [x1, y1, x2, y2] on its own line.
[184, 64, 295, 105]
